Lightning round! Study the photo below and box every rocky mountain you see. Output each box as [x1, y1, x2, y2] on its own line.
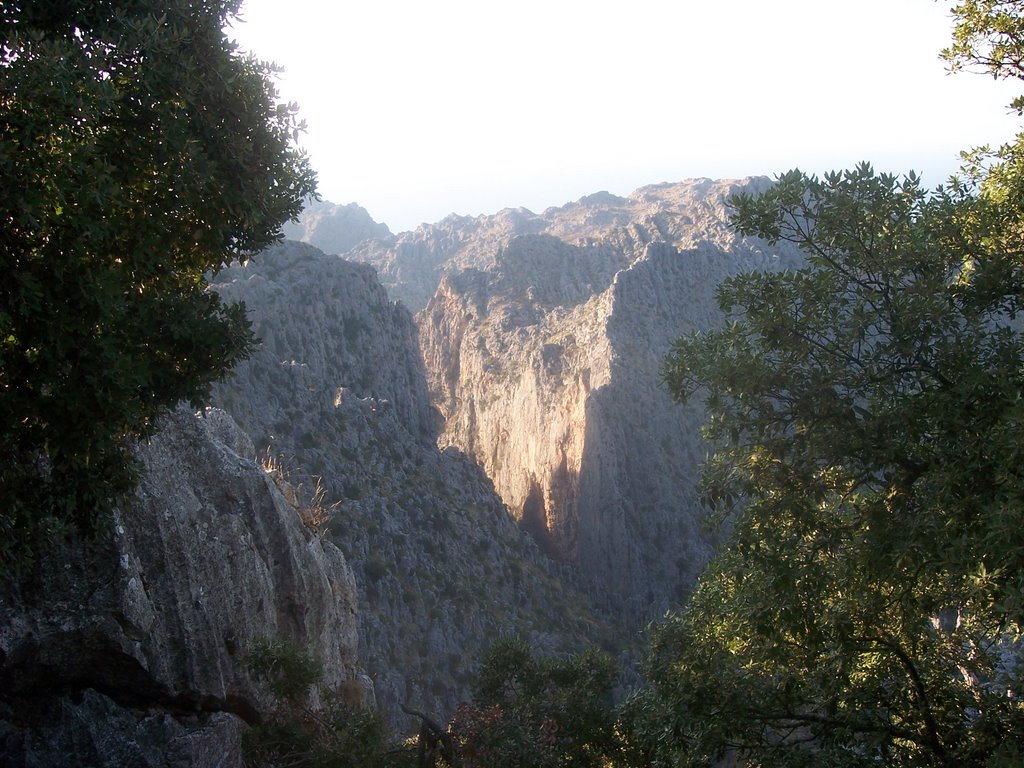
[336, 180, 777, 313]
[281, 199, 392, 256]
[0, 176, 807, 766]
[209, 242, 621, 729]
[0, 407, 364, 767]
[296, 179, 802, 623]
[3, 177, 800, 764]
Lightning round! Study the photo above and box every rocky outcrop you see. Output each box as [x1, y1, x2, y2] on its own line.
[345, 208, 547, 311]
[209, 242, 618, 729]
[288, 179, 801, 622]
[0, 691, 244, 768]
[0, 407, 363, 767]
[0, 177, 800, 764]
[406, 180, 803, 621]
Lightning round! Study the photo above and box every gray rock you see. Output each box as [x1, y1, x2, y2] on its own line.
[209, 242, 620, 728]
[280, 179, 804, 626]
[17, 690, 243, 768]
[0, 407, 363, 766]
[411, 179, 804, 622]
[281, 199, 392, 255]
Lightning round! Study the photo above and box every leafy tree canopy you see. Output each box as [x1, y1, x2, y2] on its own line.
[654, 3, 1024, 766]
[0, 1, 316, 567]
[449, 637, 619, 768]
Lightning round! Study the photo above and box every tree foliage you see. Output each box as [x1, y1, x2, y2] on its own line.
[945, 0, 1024, 82]
[652, 5, 1024, 766]
[0, 1, 316, 566]
[449, 637, 620, 768]
[243, 637, 409, 768]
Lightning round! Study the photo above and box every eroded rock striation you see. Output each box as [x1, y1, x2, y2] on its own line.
[0, 407, 363, 767]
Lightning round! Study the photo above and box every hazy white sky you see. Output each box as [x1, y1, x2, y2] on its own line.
[228, 1, 1020, 233]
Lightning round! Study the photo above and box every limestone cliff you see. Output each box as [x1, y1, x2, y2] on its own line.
[0, 407, 362, 767]
[209, 242, 619, 729]
[348, 179, 804, 621]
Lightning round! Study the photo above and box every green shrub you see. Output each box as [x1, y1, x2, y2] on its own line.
[243, 636, 412, 768]
[246, 637, 323, 706]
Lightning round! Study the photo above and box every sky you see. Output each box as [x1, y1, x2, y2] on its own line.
[227, 1, 1021, 234]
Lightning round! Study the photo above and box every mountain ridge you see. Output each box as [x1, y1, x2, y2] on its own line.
[300, 177, 776, 311]
[293, 177, 802, 621]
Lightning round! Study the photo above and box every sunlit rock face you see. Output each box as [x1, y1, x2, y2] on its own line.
[337, 179, 803, 622]
[0, 407, 362, 767]
[209, 242, 617, 729]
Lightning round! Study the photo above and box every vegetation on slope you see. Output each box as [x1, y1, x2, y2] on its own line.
[7, 1, 1024, 765]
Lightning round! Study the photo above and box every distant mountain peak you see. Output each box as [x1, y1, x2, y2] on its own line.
[281, 198, 392, 255]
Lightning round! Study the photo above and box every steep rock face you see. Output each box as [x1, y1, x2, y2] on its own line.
[0, 407, 362, 767]
[213, 241, 435, 443]
[209, 242, 618, 729]
[421, 237, 621, 564]
[411, 180, 803, 621]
